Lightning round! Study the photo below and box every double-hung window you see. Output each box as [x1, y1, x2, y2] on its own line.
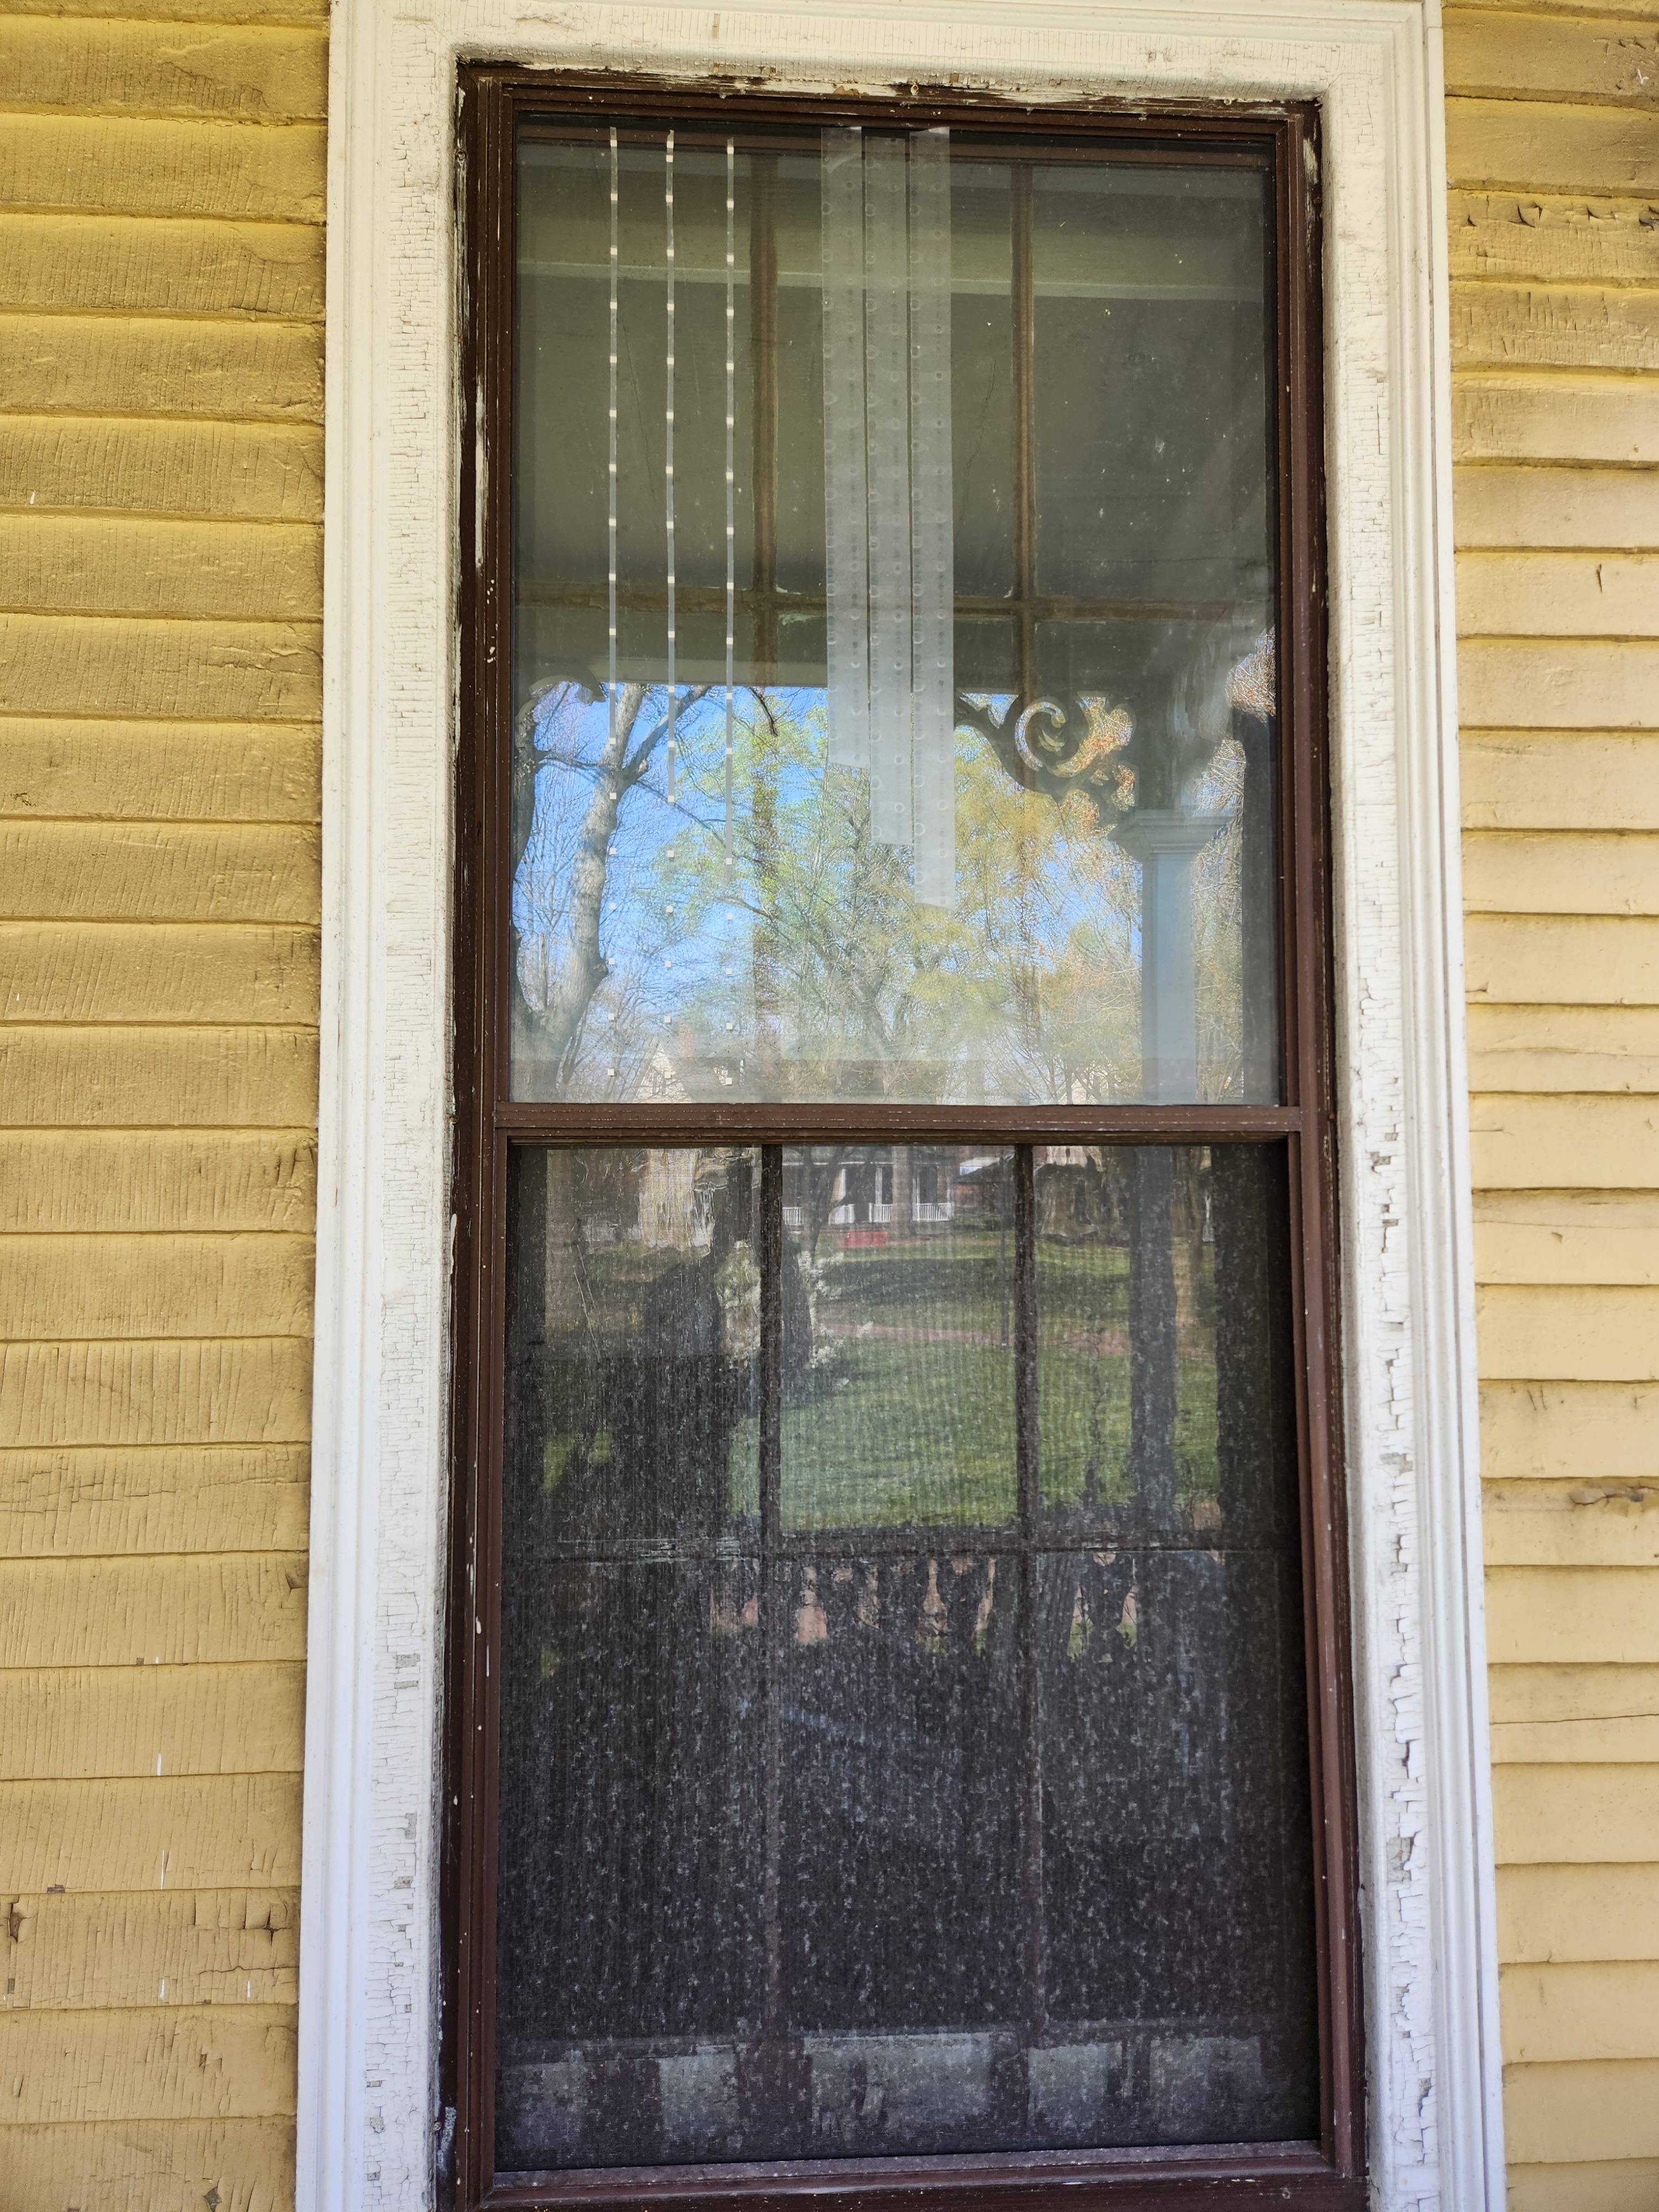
[452, 71, 1354, 2210]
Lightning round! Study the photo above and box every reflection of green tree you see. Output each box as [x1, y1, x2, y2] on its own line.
[513, 684, 1251, 1102]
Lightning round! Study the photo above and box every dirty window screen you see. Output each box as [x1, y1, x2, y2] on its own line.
[497, 1141, 1316, 2169]
[509, 119, 1279, 1108]
[460, 79, 1347, 2209]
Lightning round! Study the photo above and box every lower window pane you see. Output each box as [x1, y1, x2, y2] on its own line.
[494, 1142, 1317, 2171]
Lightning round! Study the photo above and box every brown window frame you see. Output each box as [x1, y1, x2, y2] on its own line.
[448, 64, 1358, 2212]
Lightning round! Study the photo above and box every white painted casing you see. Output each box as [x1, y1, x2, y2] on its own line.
[302, 5, 1501, 2206]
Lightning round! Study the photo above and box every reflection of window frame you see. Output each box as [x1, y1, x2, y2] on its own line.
[450, 67, 1357, 2212]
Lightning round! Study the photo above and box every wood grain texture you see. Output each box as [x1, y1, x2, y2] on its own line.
[1499, 1862, 1659, 1963]
[0, 315, 323, 422]
[1496, 1766, 1659, 1863]
[1501, 1963, 1659, 2062]
[1447, 96, 1659, 192]
[0, 418, 323, 521]
[4, 1888, 298, 2010]
[1446, 11, 1659, 103]
[1469, 1006, 1659, 1092]
[0, 823, 320, 921]
[0, 1339, 312, 1448]
[1479, 1284, 1659, 1378]
[0, 1232, 314, 1340]
[1449, 192, 1659, 285]
[1464, 831, 1659, 912]
[1484, 1491, 1659, 1566]
[0, 1134, 316, 1232]
[0, 1555, 306, 1670]
[0, 18, 326, 123]
[0, 1445, 309, 1556]
[1462, 734, 1659, 826]
[0, 2117, 295, 2212]
[0, 721, 321, 823]
[1453, 283, 1659, 372]
[1502, 2059, 1659, 2162]
[0, 517, 322, 620]
[1467, 912, 1659, 1001]
[1, 1773, 302, 1891]
[1480, 1379, 1659, 1477]
[1508, 2159, 1659, 2212]
[1458, 637, 1659, 725]
[1488, 1567, 1659, 1659]
[0, 924, 317, 1024]
[0, 1026, 317, 1127]
[1475, 1191, 1659, 1281]
[1454, 372, 1659, 461]
[0, 211, 322, 317]
[0, 2006, 295, 2124]
[0, 614, 321, 722]
[0, 111, 324, 222]
[1457, 554, 1659, 637]
[1455, 464, 1659, 548]
[0, 1661, 304, 1778]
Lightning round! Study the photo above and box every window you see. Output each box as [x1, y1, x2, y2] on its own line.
[452, 71, 1354, 2210]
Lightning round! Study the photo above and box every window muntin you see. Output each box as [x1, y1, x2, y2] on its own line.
[497, 1142, 1316, 2169]
[510, 124, 1279, 1108]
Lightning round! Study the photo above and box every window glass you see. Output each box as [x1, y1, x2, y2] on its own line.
[496, 1142, 1317, 2168]
[510, 127, 1279, 1107]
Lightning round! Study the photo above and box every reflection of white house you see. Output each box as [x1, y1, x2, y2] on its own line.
[781, 1147, 975, 1233]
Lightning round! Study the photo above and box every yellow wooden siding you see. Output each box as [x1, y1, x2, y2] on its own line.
[1449, 2, 1659, 2192]
[0, 0, 322, 2199]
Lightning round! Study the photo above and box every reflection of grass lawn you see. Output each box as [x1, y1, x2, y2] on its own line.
[772, 1233, 1219, 1528]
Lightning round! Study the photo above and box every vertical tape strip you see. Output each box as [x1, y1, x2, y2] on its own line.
[909, 128, 955, 906]
[724, 138, 737, 865]
[607, 128, 619, 754]
[665, 131, 677, 802]
[821, 127, 869, 774]
[863, 133, 914, 846]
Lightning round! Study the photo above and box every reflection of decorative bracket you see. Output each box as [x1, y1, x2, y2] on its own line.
[953, 688, 1127, 823]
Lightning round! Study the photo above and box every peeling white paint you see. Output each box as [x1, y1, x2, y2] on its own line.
[300, 3, 1501, 2208]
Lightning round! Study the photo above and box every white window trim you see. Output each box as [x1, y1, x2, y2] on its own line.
[300, 4, 1501, 2206]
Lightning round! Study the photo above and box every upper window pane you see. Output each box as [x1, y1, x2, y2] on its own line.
[511, 122, 1280, 1105]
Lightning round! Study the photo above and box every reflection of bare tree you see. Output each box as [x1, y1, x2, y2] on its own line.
[513, 679, 708, 1090]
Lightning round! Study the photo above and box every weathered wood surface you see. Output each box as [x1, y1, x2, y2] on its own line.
[2, 1661, 305, 1778]
[1469, 1006, 1659, 1092]
[1499, 1863, 1659, 1961]
[0, 419, 324, 520]
[0, 517, 322, 618]
[0, 2006, 296, 2123]
[1501, 2057, 1659, 2163]
[0, 1445, 310, 1556]
[1454, 282, 1659, 371]
[0, 111, 325, 221]
[1501, 1964, 1659, 2064]
[1480, 1379, 1659, 1475]
[1449, 192, 1659, 285]
[0, 1027, 319, 1126]
[1458, 637, 1659, 726]
[0, 2119, 296, 2212]
[1, 613, 323, 721]
[1465, 831, 1659, 912]
[0, 1134, 317, 1232]
[1456, 461, 1659, 546]
[0, 1339, 312, 1448]
[0, 1554, 307, 1668]
[1510, 2156, 1659, 2212]
[1448, 97, 1659, 192]
[0, 721, 321, 822]
[1454, 372, 1659, 461]
[1495, 1767, 1659, 1864]
[0, 925, 320, 1023]
[0, 1230, 315, 1340]
[0, 824, 321, 921]
[1456, 552, 1659, 636]
[1467, 912, 1659, 1001]
[1475, 1190, 1659, 1279]
[0, 315, 324, 420]
[0, 211, 324, 317]
[1479, 1284, 1659, 1378]
[1463, 734, 1659, 826]
[4, 1888, 299, 2010]
[1484, 1491, 1659, 1566]
[0, 18, 327, 122]
[1, 1775, 303, 1891]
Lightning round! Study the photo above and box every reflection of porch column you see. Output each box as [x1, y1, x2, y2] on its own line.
[1115, 811, 1229, 1104]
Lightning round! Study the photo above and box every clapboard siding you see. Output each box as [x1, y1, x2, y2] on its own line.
[0, 0, 321, 2185]
[1451, 8, 1659, 2194]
